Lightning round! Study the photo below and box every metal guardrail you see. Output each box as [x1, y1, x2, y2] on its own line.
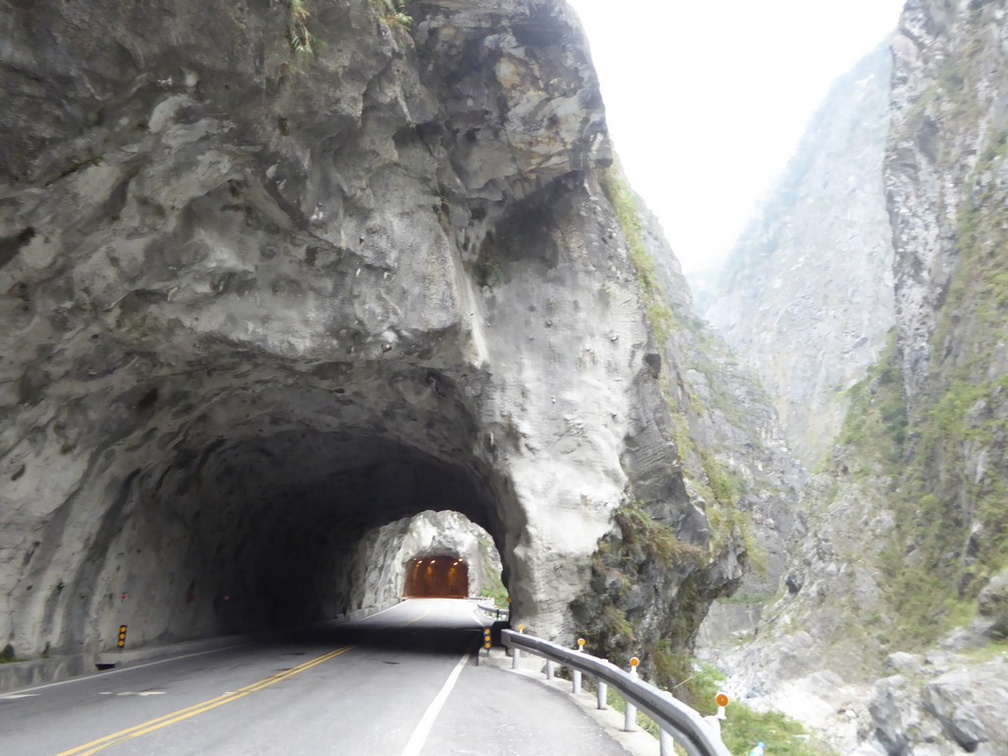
[476, 603, 509, 620]
[501, 629, 732, 756]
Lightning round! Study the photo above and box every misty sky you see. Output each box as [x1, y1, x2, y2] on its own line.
[567, 0, 906, 273]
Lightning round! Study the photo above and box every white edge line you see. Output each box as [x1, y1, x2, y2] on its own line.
[400, 651, 470, 756]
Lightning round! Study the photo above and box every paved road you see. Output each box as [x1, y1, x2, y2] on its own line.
[0, 599, 633, 755]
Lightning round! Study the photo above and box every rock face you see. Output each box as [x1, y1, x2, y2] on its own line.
[575, 179, 804, 675]
[701, 2, 1008, 753]
[884, 0, 1008, 592]
[887, 0, 1008, 409]
[703, 43, 895, 467]
[865, 654, 1008, 756]
[0, 0, 741, 672]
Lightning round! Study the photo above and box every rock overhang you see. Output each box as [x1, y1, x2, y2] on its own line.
[1, 0, 735, 672]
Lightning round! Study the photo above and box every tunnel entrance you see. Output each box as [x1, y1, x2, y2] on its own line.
[34, 370, 519, 653]
[405, 556, 469, 598]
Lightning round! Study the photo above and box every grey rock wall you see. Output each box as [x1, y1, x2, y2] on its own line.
[887, 0, 1008, 408]
[604, 193, 805, 664]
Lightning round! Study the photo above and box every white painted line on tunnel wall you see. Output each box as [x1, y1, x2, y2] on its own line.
[354, 599, 409, 623]
[399, 651, 470, 756]
[5, 642, 252, 696]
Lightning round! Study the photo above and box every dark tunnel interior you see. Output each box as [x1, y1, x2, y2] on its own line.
[79, 375, 516, 651]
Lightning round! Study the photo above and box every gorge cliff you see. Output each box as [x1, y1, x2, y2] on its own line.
[703, 43, 895, 469]
[702, 2, 1008, 754]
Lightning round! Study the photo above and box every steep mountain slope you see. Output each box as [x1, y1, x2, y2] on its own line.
[704, 44, 895, 467]
[704, 2, 1008, 754]
[570, 166, 806, 693]
[885, 0, 1008, 614]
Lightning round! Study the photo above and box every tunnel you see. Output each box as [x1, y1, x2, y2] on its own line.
[39, 368, 521, 654]
[405, 556, 469, 598]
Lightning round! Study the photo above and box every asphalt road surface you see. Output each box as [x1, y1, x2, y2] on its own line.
[0, 599, 633, 755]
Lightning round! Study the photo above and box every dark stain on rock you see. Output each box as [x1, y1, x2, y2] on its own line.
[136, 387, 159, 411]
[0, 227, 36, 269]
[18, 365, 49, 405]
[103, 176, 132, 222]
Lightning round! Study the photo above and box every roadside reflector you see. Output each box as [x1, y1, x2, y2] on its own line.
[117, 625, 128, 648]
[629, 656, 640, 667]
[716, 692, 730, 707]
[577, 638, 586, 647]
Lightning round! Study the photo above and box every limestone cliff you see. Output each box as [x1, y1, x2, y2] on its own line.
[704, 2, 1008, 754]
[704, 44, 895, 468]
[569, 170, 804, 685]
[0, 0, 744, 679]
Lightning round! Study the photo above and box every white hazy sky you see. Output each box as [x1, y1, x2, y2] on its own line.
[567, 0, 906, 273]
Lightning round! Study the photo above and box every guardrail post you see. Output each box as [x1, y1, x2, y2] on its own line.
[660, 727, 674, 755]
[572, 639, 585, 694]
[624, 656, 640, 732]
[500, 628, 733, 756]
[597, 680, 608, 710]
[545, 659, 555, 680]
[512, 624, 525, 669]
[659, 690, 675, 756]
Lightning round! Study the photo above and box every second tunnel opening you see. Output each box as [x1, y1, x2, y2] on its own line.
[405, 556, 469, 598]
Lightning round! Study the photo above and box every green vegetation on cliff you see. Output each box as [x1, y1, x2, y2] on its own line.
[573, 165, 775, 670]
[598, 162, 756, 526]
[599, 162, 677, 344]
[838, 125, 1008, 642]
[570, 501, 705, 685]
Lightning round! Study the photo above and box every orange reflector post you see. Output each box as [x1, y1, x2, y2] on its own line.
[716, 692, 730, 707]
[117, 625, 128, 648]
[577, 638, 586, 648]
[629, 656, 640, 668]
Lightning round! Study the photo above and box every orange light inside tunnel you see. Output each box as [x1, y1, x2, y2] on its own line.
[405, 556, 469, 598]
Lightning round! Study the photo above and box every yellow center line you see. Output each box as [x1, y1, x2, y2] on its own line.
[57, 645, 354, 756]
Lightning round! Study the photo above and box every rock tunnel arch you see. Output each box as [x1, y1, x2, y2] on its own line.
[16, 365, 524, 655]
